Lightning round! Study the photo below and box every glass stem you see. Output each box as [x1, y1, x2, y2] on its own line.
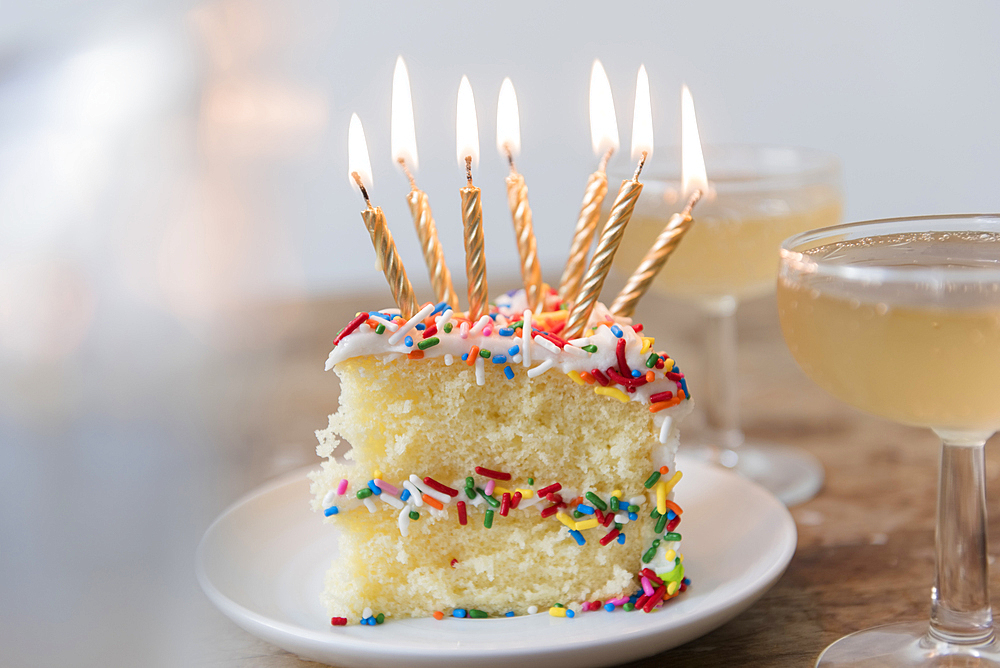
[929, 432, 994, 645]
[701, 296, 743, 455]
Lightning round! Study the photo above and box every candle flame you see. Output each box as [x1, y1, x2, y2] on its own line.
[496, 77, 520, 160]
[456, 75, 480, 168]
[391, 55, 418, 171]
[681, 84, 708, 195]
[589, 60, 619, 157]
[631, 64, 653, 163]
[348, 112, 373, 195]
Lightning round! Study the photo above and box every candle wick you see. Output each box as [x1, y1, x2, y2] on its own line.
[465, 156, 473, 186]
[682, 188, 703, 219]
[632, 151, 647, 182]
[397, 158, 417, 190]
[504, 144, 517, 174]
[598, 147, 613, 173]
[352, 171, 372, 206]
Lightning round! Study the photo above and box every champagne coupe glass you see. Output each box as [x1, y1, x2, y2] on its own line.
[613, 144, 842, 505]
[779, 214, 1000, 666]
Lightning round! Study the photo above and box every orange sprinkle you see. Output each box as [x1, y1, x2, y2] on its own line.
[659, 466, 669, 474]
[422, 494, 444, 510]
[650, 398, 682, 413]
[645, 371, 655, 382]
[466, 346, 480, 365]
[664, 499, 683, 516]
[365, 318, 379, 328]
[433, 611, 444, 620]
[408, 350, 425, 360]
[580, 371, 596, 384]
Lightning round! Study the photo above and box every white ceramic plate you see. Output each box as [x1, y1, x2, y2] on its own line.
[197, 455, 796, 668]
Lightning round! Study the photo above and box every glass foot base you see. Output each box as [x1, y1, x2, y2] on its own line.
[817, 621, 1000, 667]
[680, 440, 824, 506]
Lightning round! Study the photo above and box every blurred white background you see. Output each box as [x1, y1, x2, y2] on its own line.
[1, 1, 998, 666]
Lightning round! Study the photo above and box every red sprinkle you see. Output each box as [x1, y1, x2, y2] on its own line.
[594, 508, 606, 524]
[511, 491, 522, 509]
[331, 617, 348, 626]
[649, 391, 674, 403]
[500, 492, 511, 516]
[540, 504, 560, 518]
[450, 558, 459, 567]
[457, 500, 467, 525]
[666, 371, 684, 381]
[616, 338, 631, 375]
[600, 528, 620, 546]
[633, 323, 643, 333]
[423, 477, 459, 497]
[590, 369, 610, 386]
[533, 330, 568, 348]
[665, 516, 681, 533]
[606, 367, 648, 388]
[549, 320, 566, 335]
[536, 483, 562, 497]
[475, 466, 512, 481]
[332, 313, 368, 346]
[422, 324, 438, 339]
[603, 511, 615, 527]
[655, 359, 665, 369]
[641, 569, 664, 586]
[635, 594, 650, 609]
[545, 492, 564, 504]
[643, 584, 668, 612]
[680, 583, 688, 592]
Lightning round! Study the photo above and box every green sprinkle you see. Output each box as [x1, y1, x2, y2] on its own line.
[553, 603, 564, 608]
[376, 613, 385, 624]
[655, 512, 669, 534]
[466, 476, 475, 486]
[650, 508, 661, 519]
[610, 496, 620, 512]
[623, 602, 635, 611]
[585, 492, 607, 511]
[645, 352, 658, 368]
[417, 337, 440, 350]
[443, 322, 453, 333]
[642, 546, 657, 563]
[664, 532, 683, 542]
[662, 563, 684, 583]
[409, 510, 420, 520]
[528, 477, 534, 486]
[582, 344, 598, 353]
[628, 504, 640, 513]
[652, 539, 661, 547]
[375, 323, 385, 335]
[644, 471, 661, 488]
[479, 349, 491, 358]
[469, 609, 488, 618]
[357, 488, 373, 499]
[477, 488, 500, 508]
[615, 522, 623, 530]
[465, 486, 477, 499]
[484, 509, 494, 528]
[509, 320, 524, 330]
[573, 510, 583, 519]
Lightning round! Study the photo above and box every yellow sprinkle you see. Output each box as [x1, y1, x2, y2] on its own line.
[664, 549, 676, 562]
[656, 480, 667, 515]
[661, 470, 683, 495]
[663, 358, 674, 369]
[567, 370, 585, 385]
[373, 470, 383, 480]
[548, 606, 568, 617]
[594, 386, 629, 402]
[640, 336, 655, 354]
[556, 512, 577, 530]
[515, 488, 534, 498]
[575, 518, 599, 531]
[679, 553, 684, 563]
[494, 486, 510, 496]
[611, 489, 622, 499]
[667, 580, 679, 595]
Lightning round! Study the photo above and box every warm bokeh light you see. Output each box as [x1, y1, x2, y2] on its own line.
[348, 112, 373, 193]
[681, 84, 708, 195]
[589, 59, 619, 157]
[495, 77, 520, 159]
[456, 75, 480, 168]
[630, 64, 652, 163]
[390, 55, 418, 171]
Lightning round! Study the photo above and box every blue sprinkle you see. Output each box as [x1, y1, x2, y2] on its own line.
[566, 609, 575, 618]
[680, 377, 689, 397]
[404, 335, 413, 347]
[569, 529, 586, 546]
[628, 512, 638, 521]
[367, 480, 382, 495]
[431, 301, 449, 315]
[415, 323, 425, 331]
[617, 532, 626, 544]
[604, 603, 615, 612]
[499, 327, 514, 336]
[492, 355, 507, 364]
[682, 577, 691, 585]
[324, 505, 339, 516]
[505, 611, 515, 617]
[672, 365, 680, 373]
[576, 504, 595, 515]
[629, 594, 639, 603]
[611, 324, 623, 338]
[507, 344, 520, 356]
[400, 488, 411, 502]
[631, 369, 641, 378]
[461, 353, 469, 361]
[667, 510, 676, 520]
[489, 313, 499, 320]
[453, 609, 468, 618]
[504, 365, 514, 380]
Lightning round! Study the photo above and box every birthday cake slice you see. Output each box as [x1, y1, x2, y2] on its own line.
[309, 290, 693, 624]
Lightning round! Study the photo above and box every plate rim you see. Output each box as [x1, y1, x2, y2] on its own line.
[197, 455, 798, 661]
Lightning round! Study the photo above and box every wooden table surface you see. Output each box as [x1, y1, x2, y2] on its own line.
[195, 288, 1000, 668]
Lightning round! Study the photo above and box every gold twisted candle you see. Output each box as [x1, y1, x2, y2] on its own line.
[558, 148, 612, 306]
[504, 157, 543, 312]
[399, 160, 459, 308]
[609, 189, 703, 318]
[461, 157, 489, 320]
[564, 154, 646, 339]
[353, 172, 418, 320]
